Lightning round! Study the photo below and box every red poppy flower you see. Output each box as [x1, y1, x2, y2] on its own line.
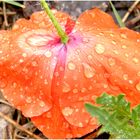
[0, 8, 140, 138]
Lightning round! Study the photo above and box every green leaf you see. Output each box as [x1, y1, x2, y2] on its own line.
[85, 103, 109, 125]
[109, 1, 125, 27]
[3, 0, 25, 8]
[85, 93, 140, 138]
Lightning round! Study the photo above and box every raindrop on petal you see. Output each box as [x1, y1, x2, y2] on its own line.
[136, 82, 140, 91]
[62, 82, 71, 93]
[68, 62, 76, 70]
[137, 71, 140, 77]
[108, 58, 115, 66]
[123, 74, 128, 80]
[39, 101, 45, 107]
[26, 97, 32, 103]
[121, 45, 127, 49]
[45, 51, 52, 58]
[95, 44, 105, 54]
[83, 63, 95, 78]
[132, 57, 139, 64]
[62, 107, 74, 117]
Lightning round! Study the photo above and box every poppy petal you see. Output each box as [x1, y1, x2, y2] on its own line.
[59, 14, 140, 128]
[31, 104, 98, 138]
[76, 8, 118, 30]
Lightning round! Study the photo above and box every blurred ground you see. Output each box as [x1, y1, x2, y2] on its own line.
[0, 1, 140, 139]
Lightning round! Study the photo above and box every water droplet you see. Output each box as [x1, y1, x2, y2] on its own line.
[44, 79, 48, 85]
[124, 53, 129, 57]
[62, 107, 74, 116]
[136, 82, 140, 91]
[95, 44, 105, 54]
[83, 63, 95, 78]
[62, 82, 71, 93]
[78, 122, 83, 127]
[129, 80, 133, 84]
[113, 50, 119, 55]
[32, 61, 38, 67]
[22, 53, 27, 57]
[12, 82, 17, 88]
[87, 55, 93, 60]
[110, 33, 114, 37]
[132, 57, 139, 64]
[137, 71, 140, 77]
[123, 74, 128, 80]
[103, 84, 108, 88]
[81, 88, 86, 93]
[108, 58, 115, 66]
[121, 45, 127, 49]
[112, 40, 116, 45]
[88, 85, 93, 90]
[26, 97, 32, 103]
[45, 50, 52, 58]
[73, 88, 78, 93]
[121, 34, 127, 39]
[39, 101, 45, 107]
[19, 59, 24, 63]
[68, 62, 76, 70]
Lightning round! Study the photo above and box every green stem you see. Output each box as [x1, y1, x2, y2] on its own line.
[40, 0, 69, 44]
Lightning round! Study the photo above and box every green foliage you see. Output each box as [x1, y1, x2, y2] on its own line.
[2, 0, 25, 8]
[85, 93, 140, 138]
[109, 1, 125, 27]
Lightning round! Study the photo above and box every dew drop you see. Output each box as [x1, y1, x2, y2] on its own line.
[45, 50, 52, 58]
[26, 97, 32, 103]
[22, 53, 27, 57]
[39, 101, 45, 107]
[124, 53, 129, 57]
[32, 61, 38, 67]
[123, 74, 128, 80]
[12, 82, 17, 88]
[87, 55, 93, 60]
[129, 80, 133, 84]
[132, 57, 139, 64]
[78, 122, 83, 127]
[113, 50, 119, 55]
[95, 44, 105, 54]
[44, 79, 48, 85]
[121, 34, 127, 39]
[62, 82, 71, 93]
[112, 40, 116, 45]
[83, 63, 95, 78]
[136, 82, 140, 91]
[68, 62, 76, 70]
[121, 45, 127, 49]
[62, 107, 74, 116]
[108, 58, 115, 66]
[19, 59, 24, 63]
[81, 88, 86, 93]
[73, 88, 78, 93]
[137, 71, 140, 77]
